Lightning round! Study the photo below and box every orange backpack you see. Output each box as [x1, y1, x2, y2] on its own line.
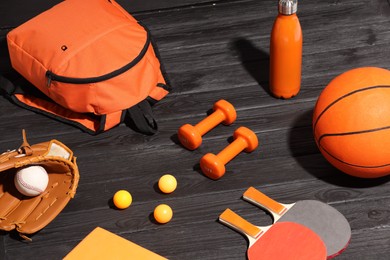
[3, 0, 170, 135]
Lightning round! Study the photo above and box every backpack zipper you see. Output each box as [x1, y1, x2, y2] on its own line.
[46, 23, 151, 87]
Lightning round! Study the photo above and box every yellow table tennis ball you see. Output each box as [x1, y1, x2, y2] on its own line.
[158, 174, 177, 194]
[154, 204, 173, 224]
[113, 190, 132, 209]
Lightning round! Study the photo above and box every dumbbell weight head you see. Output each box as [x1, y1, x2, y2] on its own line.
[200, 153, 226, 180]
[200, 126, 258, 180]
[178, 124, 202, 151]
[178, 99, 237, 150]
[234, 127, 258, 152]
[213, 99, 237, 125]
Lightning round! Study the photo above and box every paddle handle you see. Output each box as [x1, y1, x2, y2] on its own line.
[243, 187, 287, 215]
[219, 208, 262, 239]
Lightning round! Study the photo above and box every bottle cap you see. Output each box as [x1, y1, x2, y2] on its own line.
[279, 0, 298, 15]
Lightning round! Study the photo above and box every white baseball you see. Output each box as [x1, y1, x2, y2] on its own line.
[14, 165, 49, 197]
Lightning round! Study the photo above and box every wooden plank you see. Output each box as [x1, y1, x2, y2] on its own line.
[0, 233, 5, 260]
[1, 116, 389, 216]
[0, 0, 389, 259]
[0, 0, 214, 29]
[0, 38, 389, 144]
[0, 0, 60, 29]
[117, 0, 217, 13]
[1, 0, 388, 116]
[337, 228, 390, 260]
[3, 190, 390, 259]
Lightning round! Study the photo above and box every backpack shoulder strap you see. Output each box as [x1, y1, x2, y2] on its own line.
[124, 99, 158, 135]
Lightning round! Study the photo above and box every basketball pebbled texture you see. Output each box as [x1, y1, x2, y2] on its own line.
[313, 67, 390, 178]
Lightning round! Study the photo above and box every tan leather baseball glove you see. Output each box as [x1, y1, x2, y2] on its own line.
[0, 130, 79, 241]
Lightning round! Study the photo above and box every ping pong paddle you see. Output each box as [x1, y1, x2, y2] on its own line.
[243, 187, 351, 258]
[219, 208, 327, 260]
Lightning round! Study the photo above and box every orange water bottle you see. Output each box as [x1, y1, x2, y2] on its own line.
[270, 0, 302, 99]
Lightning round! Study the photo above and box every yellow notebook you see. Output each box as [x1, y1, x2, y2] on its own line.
[64, 227, 167, 260]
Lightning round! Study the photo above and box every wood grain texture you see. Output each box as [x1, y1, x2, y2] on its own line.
[0, 233, 5, 260]
[0, 0, 390, 259]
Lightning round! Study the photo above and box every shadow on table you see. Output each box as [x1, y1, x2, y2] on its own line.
[288, 109, 390, 188]
[230, 37, 272, 97]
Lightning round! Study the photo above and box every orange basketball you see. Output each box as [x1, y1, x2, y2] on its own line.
[313, 67, 390, 178]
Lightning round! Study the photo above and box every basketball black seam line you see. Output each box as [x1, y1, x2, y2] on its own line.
[318, 143, 390, 168]
[314, 84, 390, 169]
[318, 125, 390, 168]
[318, 125, 390, 141]
[313, 85, 390, 130]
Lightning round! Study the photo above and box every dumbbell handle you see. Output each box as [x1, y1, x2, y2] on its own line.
[195, 110, 226, 136]
[216, 137, 248, 165]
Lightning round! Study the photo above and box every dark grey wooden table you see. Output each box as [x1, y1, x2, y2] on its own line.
[1, 0, 389, 259]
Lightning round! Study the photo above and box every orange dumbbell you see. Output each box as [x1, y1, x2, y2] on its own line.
[178, 100, 236, 150]
[200, 126, 258, 180]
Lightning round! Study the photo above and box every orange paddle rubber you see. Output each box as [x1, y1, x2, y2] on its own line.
[200, 127, 258, 180]
[219, 209, 327, 260]
[178, 100, 236, 150]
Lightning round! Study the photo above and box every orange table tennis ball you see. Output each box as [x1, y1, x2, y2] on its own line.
[154, 204, 173, 224]
[158, 174, 177, 194]
[113, 190, 132, 209]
